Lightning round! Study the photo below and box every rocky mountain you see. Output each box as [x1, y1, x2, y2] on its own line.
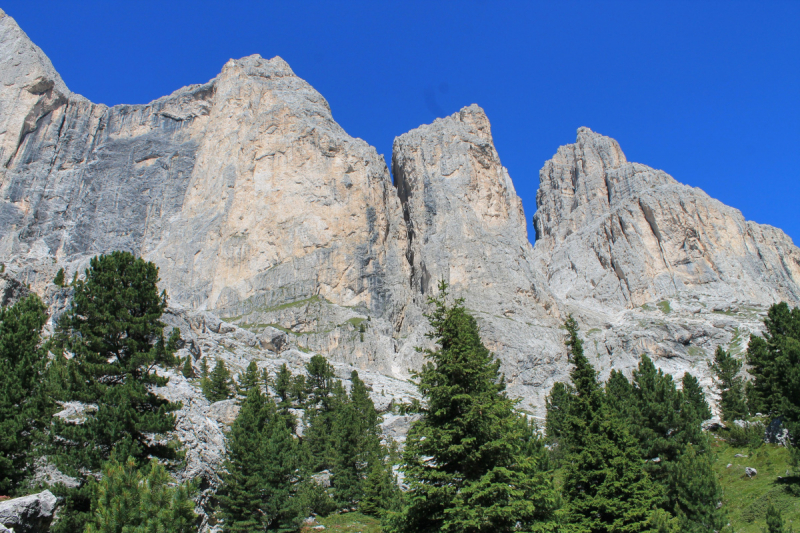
[2, 7, 800, 489]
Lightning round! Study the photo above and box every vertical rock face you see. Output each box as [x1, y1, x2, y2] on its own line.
[0, 9, 411, 328]
[2, 5, 800, 425]
[533, 127, 800, 310]
[393, 105, 563, 408]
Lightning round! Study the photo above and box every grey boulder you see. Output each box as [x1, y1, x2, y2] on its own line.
[0, 491, 57, 533]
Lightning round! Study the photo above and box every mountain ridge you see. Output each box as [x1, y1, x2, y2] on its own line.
[1, 7, 799, 427]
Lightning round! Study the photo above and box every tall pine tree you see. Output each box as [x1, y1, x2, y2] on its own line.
[0, 294, 51, 493]
[389, 282, 555, 533]
[710, 346, 748, 422]
[47, 251, 182, 531]
[557, 320, 662, 532]
[746, 302, 800, 454]
[216, 386, 300, 532]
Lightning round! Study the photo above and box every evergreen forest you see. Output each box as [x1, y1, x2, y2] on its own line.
[0, 256, 798, 533]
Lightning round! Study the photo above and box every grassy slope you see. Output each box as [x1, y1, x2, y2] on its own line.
[300, 442, 798, 533]
[301, 512, 382, 533]
[712, 439, 799, 532]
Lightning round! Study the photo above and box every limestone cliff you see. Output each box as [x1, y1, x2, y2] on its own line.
[532, 127, 800, 310]
[2, 5, 800, 427]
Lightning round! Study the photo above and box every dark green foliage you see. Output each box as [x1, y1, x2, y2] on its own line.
[331, 371, 384, 508]
[49, 251, 181, 470]
[629, 356, 704, 475]
[216, 387, 299, 532]
[274, 363, 292, 404]
[84, 456, 197, 533]
[556, 323, 662, 532]
[46, 252, 182, 530]
[53, 267, 65, 287]
[544, 381, 573, 444]
[561, 407, 663, 532]
[0, 294, 51, 493]
[747, 302, 800, 452]
[682, 373, 712, 422]
[710, 346, 748, 422]
[303, 355, 338, 471]
[390, 281, 555, 533]
[669, 444, 726, 533]
[763, 504, 789, 533]
[546, 319, 724, 532]
[200, 357, 209, 378]
[562, 315, 603, 454]
[605, 369, 633, 415]
[236, 361, 261, 396]
[203, 359, 233, 402]
[360, 459, 399, 517]
[181, 356, 194, 379]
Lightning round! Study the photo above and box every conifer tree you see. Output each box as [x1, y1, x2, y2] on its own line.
[764, 504, 788, 533]
[84, 456, 197, 533]
[0, 294, 51, 493]
[203, 359, 233, 402]
[53, 267, 65, 287]
[629, 355, 703, 477]
[746, 302, 800, 452]
[274, 363, 292, 404]
[669, 444, 726, 533]
[682, 373, 712, 422]
[47, 251, 182, 532]
[389, 282, 555, 533]
[557, 323, 662, 532]
[710, 346, 748, 422]
[360, 458, 399, 517]
[303, 355, 338, 471]
[605, 369, 634, 422]
[217, 387, 300, 532]
[182, 356, 195, 379]
[544, 381, 574, 445]
[562, 315, 603, 448]
[561, 409, 663, 532]
[236, 361, 261, 396]
[331, 371, 384, 508]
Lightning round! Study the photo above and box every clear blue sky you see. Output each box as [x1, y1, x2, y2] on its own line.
[4, 1, 798, 244]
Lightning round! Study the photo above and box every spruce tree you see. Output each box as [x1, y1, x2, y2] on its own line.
[629, 355, 703, 477]
[544, 381, 574, 445]
[203, 359, 233, 402]
[557, 323, 662, 532]
[274, 363, 292, 404]
[562, 315, 603, 450]
[47, 251, 182, 531]
[764, 504, 788, 533]
[331, 371, 384, 509]
[236, 361, 261, 396]
[389, 282, 555, 533]
[561, 409, 663, 532]
[746, 302, 800, 452]
[710, 346, 748, 422]
[53, 267, 65, 287]
[669, 444, 726, 533]
[360, 458, 399, 517]
[302, 355, 338, 471]
[682, 373, 712, 422]
[605, 369, 634, 422]
[216, 387, 300, 532]
[84, 456, 197, 533]
[0, 294, 51, 493]
[181, 356, 195, 379]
